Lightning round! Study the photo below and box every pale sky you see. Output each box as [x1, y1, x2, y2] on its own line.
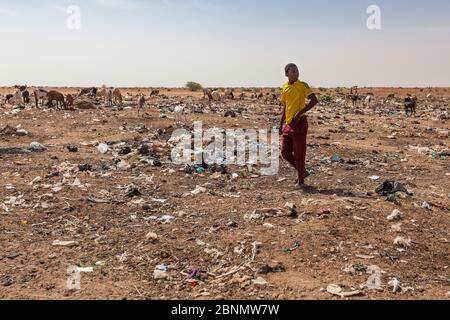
[0, 0, 449, 87]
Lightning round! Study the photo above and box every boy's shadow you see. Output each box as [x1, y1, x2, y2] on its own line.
[302, 186, 357, 198]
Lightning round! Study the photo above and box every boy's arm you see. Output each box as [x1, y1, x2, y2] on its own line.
[279, 101, 286, 135]
[293, 93, 318, 123]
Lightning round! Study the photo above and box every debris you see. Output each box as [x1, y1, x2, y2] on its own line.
[52, 240, 78, 247]
[67, 145, 78, 152]
[97, 143, 109, 154]
[421, 202, 432, 211]
[78, 163, 92, 172]
[394, 236, 411, 247]
[29, 142, 46, 152]
[283, 241, 301, 254]
[145, 232, 158, 241]
[375, 180, 411, 196]
[252, 277, 268, 287]
[388, 278, 402, 293]
[387, 209, 402, 221]
[126, 185, 141, 197]
[326, 284, 342, 296]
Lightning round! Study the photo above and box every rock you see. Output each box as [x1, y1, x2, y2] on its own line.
[146, 232, 158, 241]
[394, 236, 411, 247]
[52, 240, 78, 247]
[138, 144, 150, 155]
[97, 143, 109, 154]
[327, 284, 342, 296]
[116, 160, 131, 171]
[29, 142, 46, 152]
[78, 163, 92, 172]
[252, 277, 268, 287]
[15, 129, 28, 136]
[67, 145, 78, 152]
[153, 270, 169, 280]
[118, 145, 131, 155]
[126, 185, 141, 197]
[387, 209, 402, 221]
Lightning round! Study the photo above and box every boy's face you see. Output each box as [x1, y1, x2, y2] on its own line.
[286, 66, 299, 83]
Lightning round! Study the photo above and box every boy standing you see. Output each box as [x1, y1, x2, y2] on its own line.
[279, 63, 318, 189]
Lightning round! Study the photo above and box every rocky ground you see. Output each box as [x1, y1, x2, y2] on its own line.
[0, 87, 448, 300]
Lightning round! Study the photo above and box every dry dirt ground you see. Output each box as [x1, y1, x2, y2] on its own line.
[0, 87, 448, 300]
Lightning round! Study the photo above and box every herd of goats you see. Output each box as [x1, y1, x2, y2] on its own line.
[0, 85, 419, 117]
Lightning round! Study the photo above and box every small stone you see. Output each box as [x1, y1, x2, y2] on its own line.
[67, 145, 78, 152]
[387, 209, 402, 221]
[252, 277, 268, 287]
[146, 232, 158, 241]
[30, 142, 46, 152]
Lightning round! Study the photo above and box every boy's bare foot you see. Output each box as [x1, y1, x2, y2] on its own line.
[294, 183, 311, 190]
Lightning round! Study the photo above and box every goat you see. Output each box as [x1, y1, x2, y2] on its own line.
[211, 90, 221, 102]
[404, 96, 417, 117]
[137, 95, 145, 116]
[22, 90, 30, 103]
[5, 94, 14, 104]
[34, 89, 48, 108]
[105, 89, 113, 107]
[66, 94, 75, 109]
[150, 89, 160, 97]
[47, 90, 66, 110]
[13, 90, 23, 104]
[203, 88, 213, 101]
[112, 88, 123, 106]
[78, 87, 97, 97]
[224, 89, 234, 100]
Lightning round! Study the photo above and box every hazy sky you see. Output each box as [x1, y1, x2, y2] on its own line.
[0, 0, 449, 87]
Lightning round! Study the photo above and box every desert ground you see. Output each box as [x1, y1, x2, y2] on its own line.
[0, 86, 448, 300]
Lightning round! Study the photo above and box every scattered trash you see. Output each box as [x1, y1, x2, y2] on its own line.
[375, 180, 412, 196]
[388, 278, 402, 293]
[52, 240, 78, 247]
[283, 241, 301, 254]
[394, 236, 411, 247]
[252, 277, 268, 287]
[387, 209, 402, 221]
[97, 143, 109, 154]
[369, 175, 380, 181]
[331, 155, 342, 162]
[29, 142, 46, 152]
[421, 202, 433, 211]
[67, 145, 78, 152]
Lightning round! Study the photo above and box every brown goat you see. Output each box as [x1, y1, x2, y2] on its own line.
[47, 91, 66, 110]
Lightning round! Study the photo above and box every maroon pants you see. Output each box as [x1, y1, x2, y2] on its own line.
[281, 116, 309, 184]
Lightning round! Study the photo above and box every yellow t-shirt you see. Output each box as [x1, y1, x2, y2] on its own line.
[281, 81, 313, 125]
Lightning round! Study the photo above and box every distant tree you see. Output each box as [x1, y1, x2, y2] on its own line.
[186, 82, 203, 92]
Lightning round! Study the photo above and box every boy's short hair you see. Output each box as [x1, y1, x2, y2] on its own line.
[285, 63, 298, 75]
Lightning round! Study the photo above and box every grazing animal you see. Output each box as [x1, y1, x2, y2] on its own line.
[239, 92, 246, 100]
[404, 96, 417, 117]
[97, 86, 107, 100]
[14, 90, 23, 104]
[137, 95, 145, 116]
[47, 91, 66, 109]
[211, 90, 221, 102]
[224, 89, 234, 100]
[174, 105, 186, 125]
[349, 87, 359, 107]
[150, 89, 160, 97]
[34, 89, 48, 108]
[66, 94, 75, 108]
[105, 89, 113, 107]
[203, 88, 213, 101]
[78, 87, 97, 97]
[112, 88, 123, 106]
[22, 90, 30, 103]
[14, 85, 27, 92]
[5, 94, 14, 104]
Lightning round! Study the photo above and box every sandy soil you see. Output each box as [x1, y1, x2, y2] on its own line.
[0, 87, 448, 300]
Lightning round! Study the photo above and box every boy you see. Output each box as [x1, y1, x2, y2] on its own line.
[279, 63, 318, 190]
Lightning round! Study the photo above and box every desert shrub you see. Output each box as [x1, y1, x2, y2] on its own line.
[186, 82, 203, 92]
